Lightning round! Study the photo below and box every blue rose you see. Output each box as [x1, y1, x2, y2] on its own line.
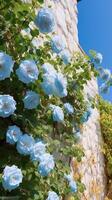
[65, 174, 77, 193]
[100, 83, 109, 94]
[6, 125, 22, 145]
[51, 105, 64, 122]
[16, 60, 39, 84]
[74, 129, 81, 141]
[0, 52, 14, 80]
[30, 140, 46, 161]
[51, 35, 65, 54]
[80, 107, 92, 123]
[54, 73, 67, 97]
[0, 95, 16, 118]
[97, 66, 104, 74]
[60, 49, 71, 65]
[46, 191, 59, 200]
[35, 8, 55, 34]
[2, 165, 23, 191]
[41, 72, 67, 97]
[42, 63, 56, 74]
[17, 134, 35, 155]
[64, 103, 74, 114]
[94, 52, 103, 64]
[69, 180, 77, 193]
[41, 72, 56, 95]
[38, 153, 55, 176]
[23, 90, 40, 109]
[100, 69, 111, 81]
[65, 174, 73, 182]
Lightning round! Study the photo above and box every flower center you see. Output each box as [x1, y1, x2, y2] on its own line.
[13, 131, 17, 136]
[26, 67, 33, 74]
[23, 142, 29, 147]
[0, 64, 3, 70]
[3, 103, 9, 110]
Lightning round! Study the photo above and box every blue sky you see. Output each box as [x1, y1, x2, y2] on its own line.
[78, 0, 112, 102]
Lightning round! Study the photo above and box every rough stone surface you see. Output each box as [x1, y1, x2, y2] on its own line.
[44, 0, 106, 199]
[45, 0, 79, 53]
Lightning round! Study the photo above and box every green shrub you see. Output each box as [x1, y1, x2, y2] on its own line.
[99, 97, 112, 198]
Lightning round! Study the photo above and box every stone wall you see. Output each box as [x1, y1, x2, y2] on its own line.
[44, 0, 79, 53]
[45, 0, 106, 199]
[81, 78, 106, 200]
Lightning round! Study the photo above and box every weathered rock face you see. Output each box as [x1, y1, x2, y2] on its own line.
[81, 78, 107, 200]
[44, 0, 106, 199]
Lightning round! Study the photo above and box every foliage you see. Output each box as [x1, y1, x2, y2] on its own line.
[0, 0, 97, 199]
[98, 97, 112, 198]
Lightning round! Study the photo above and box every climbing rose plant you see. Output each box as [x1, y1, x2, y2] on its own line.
[89, 50, 112, 94]
[0, 0, 107, 200]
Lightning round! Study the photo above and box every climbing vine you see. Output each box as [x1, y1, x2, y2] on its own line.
[0, 0, 106, 200]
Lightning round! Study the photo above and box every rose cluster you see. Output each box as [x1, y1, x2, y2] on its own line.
[41, 63, 67, 98]
[99, 68, 112, 93]
[0, 40, 74, 193]
[50, 35, 71, 64]
[0, 6, 82, 197]
[90, 51, 112, 93]
[6, 126, 55, 176]
[34, 8, 71, 65]
[0, 51, 75, 120]
[49, 102, 74, 123]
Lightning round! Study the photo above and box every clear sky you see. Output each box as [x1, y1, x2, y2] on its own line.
[78, 0, 112, 102]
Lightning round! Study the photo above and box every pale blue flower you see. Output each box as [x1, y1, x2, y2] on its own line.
[49, 104, 56, 110]
[6, 125, 22, 145]
[74, 129, 81, 141]
[30, 140, 46, 161]
[100, 83, 109, 93]
[46, 191, 59, 200]
[51, 35, 65, 54]
[54, 73, 67, 97]
[69, 180, 77, 193]
[38, 153, 55, 176]
[65, 173, 77, 193]
[2, 165, 23, 191]
[100, 69, 111, 81]
[0, 52, 14, 80]
[60, 49, 71, 65]
[23, 90, 40, 109]
[0, 95, 16, 118]
[94, 53, 103, 64]
[41, 72, 67, 97]
[97, 66, 104, 74]
[64, 103, 74, 114]
[65, 174, 73, 182]
[35, 8, 55, 34]
[41, 73, 56, 95]
[16, 60, 39, 84]
[17, 134, 35, 155]
[42, 63, 56, 74]
[52, 106, 64, 122]
[21, 28, 32, 39]
[80, 107, 92, 123]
